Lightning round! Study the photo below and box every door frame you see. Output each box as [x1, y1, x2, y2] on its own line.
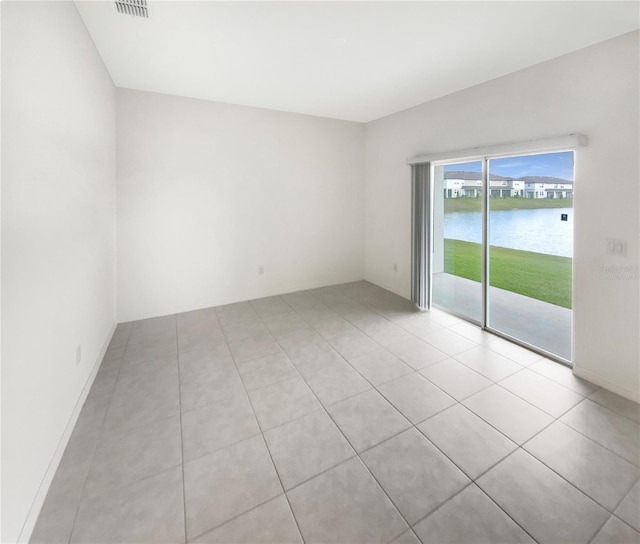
[429, 147, 578, 366]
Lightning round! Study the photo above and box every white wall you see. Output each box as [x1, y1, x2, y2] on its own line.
[117, 89, 365, 322]
[364, 31, 640, 401]
[1, 2, 117, 542]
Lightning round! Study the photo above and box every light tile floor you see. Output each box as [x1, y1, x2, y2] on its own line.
[31, 281, 640, 544]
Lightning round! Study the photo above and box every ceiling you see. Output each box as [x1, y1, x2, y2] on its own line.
[75, 1, 640, 122]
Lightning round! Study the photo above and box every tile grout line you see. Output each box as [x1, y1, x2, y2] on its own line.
[282, 289, 606, 542]
[216, 303, 308, 544]
[255, 298, 416, 543]
[174, 314, 191, 544]
[41, 283, 637, 544]
[279, 294, 450, 540]
[180, 289, 634, 543]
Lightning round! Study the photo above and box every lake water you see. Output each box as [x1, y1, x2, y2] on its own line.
[444, 207, 573, 258]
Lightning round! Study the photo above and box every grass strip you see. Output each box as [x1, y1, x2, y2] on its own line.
[444, 238, 572, 309]
[444, 197, 573, 213]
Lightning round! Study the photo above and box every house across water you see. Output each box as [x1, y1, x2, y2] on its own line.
[443, 171, 574, 199]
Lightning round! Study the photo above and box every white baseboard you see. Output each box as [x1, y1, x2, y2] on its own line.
[17, 322, 117, 544]
[573, 365, 640, 403]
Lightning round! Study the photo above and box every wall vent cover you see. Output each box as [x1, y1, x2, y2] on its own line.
[115, 0, 148, 18]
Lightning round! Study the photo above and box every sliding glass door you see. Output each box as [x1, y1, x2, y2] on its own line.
[432, 161, 483, 324]
[431, 150, 574, 362]
[486, 152, 574, 360]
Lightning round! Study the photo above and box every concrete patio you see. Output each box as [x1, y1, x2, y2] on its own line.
[433, 273, 572, 361]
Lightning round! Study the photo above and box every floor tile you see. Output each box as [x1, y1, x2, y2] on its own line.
[179, 356, 246, 413]
[228, 333, 282, 363]
[326, 389, 411, 452]
[419, 404, 517, 479]
[182, 395, 260, 462]
[30, 425, 99, 544]
[36, 287, 639, 544]
[237, 351, 298, 391]
[413, 484, 534, 544]
[287, 457, 408, 543]
[385, 337, 449, 370]
[590, 389, 640, 424]
[109, 323, 132, 348]
[327, 332, 380, 358]
[392, 314, 445, 340]
[176, 307, 219, 329]
[420, 359, 492, 401]
[117, 350, 178, 380]
[312, 314, 359, 339]
[529, 358, 598, 395]
[178, 328, 227, 354]
[178, 347, 233, 380]
[276, 328, 326, 350]
[71, 467, 185, 544]
[103, 365, 180, 433]
[499, 368, 584, 417]
[524, 421, 639, 510]
[347, 312, 394, 332]
[455, 346, 523, 382]
[223, 319, 271, 344]
[248, 376, 321, 430]
[362, 428, 469, 524]
[365, 322, 415, 347]
[487, 338, 542, 366]
[462, 384, 553, 444]
[262, 311, 309, 335]
[591, 516, 640, 544]
[427, 308, 464, 327]
[191, 495, 302, 543]
[99, 348, 125, 374]
[128, 317, 177, 348]
[378, 372, 455, 424]
[281, 293, 328, 313]
[424, 328, 478, 356]
[75, 368, 119, 430]
[215, 302, 257, 326]
[249, 296, 293, 317]
[477, 449, 609, 544]
[305, 361, 371, 405]
[30, 501, 80, 544]
[616, 481, 640, 531]
[284, 341, 346, 378]
[264, 410, 354, 489]
[390, 530, 421, 544]
[346, 348, 413, 386]
[448, 322, 496, 345]
[561, 400, 640, 466]
[87, 415, 182, 492]
[184, 435, 282, 540]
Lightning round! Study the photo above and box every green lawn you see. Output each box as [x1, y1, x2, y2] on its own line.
[445, 197, 573, 213]
[444, 239, 572, 309]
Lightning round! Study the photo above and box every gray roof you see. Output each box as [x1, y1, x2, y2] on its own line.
[445, 171, 573, 184]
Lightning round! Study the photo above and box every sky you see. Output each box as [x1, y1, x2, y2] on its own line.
[443, 151, 574, 180]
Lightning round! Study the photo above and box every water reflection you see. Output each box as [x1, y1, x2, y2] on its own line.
[444, 207, 573, 258]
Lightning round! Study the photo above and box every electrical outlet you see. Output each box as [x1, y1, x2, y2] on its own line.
[258, 266, 264, 275]
[76, 345, 82, 366]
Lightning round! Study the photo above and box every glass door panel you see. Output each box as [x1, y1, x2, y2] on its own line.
[432, 161, 483, 324]
[486, 151, 574, 360]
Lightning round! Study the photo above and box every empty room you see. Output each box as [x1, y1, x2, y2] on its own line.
[2, 1, 640, 543]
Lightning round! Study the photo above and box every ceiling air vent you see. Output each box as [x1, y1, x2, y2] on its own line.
[115, 0, 148, 18]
